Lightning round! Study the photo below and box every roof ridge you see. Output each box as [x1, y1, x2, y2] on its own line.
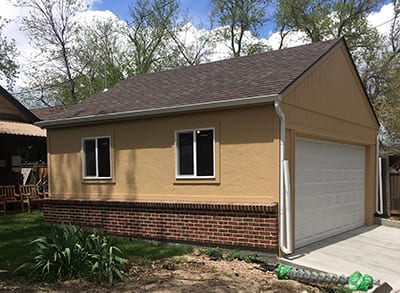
[35, 38, 342, 123]
[120, 38, 341, 83]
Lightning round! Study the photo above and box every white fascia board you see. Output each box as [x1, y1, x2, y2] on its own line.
[36, 94, 279, 128]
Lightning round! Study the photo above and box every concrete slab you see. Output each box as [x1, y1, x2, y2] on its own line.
[282, 225, 400, 290]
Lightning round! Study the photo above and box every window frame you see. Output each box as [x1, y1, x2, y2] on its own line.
[175, 127, 215, 179]
[82, 136, 112, 180]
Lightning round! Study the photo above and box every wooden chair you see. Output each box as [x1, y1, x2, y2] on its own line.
[0, 185, 24, 213]
[19, 185, 45, 212]
[37, 175, 49, 199]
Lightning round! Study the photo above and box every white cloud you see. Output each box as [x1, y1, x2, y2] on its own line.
[1, 2, 31, 52]
[368, 3, 394, 36]
[266, 30, 309, 50]
[1, 0, 396, 94]
[78, 9, 124, 25]
[0, 1, 123, 90]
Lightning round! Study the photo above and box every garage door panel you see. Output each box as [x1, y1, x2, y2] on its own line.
[295, 138, 365, 248]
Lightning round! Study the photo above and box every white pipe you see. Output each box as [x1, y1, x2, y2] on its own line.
[283, 159, 292, 250]
[274, 99, 293, 255]
[376, 134, 383, 215]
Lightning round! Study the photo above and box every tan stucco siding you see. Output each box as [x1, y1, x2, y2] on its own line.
[283, 43, 378, 132]
[282, 42, 378, 226]
[283, 103, 377, 145]
[48, 105, 280, 203]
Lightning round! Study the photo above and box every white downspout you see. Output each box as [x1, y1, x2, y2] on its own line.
[274, 98, 293, 255]
[376, 133, 383, 215]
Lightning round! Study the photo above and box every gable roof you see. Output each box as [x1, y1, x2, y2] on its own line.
[37, 38, 355, 127]
[31, 105, 68, 121]
[0, 86, 39, 123]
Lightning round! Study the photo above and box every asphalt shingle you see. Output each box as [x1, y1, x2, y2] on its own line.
[32, 39, 340, 121]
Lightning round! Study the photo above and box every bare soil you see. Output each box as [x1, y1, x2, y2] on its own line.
[0, 253, 324, 292]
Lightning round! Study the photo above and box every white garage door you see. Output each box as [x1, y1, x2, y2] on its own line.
[295, 138, 365, 248]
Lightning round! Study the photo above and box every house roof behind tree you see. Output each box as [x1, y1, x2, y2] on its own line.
[0, 86, 45, 137]
[0, 86, 39, 123]
[34, 38, 365, 124]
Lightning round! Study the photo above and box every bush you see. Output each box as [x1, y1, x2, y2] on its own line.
[201, 247, 224, 261]
[202, 247, 261, 263]
[14, 224, 127, 284]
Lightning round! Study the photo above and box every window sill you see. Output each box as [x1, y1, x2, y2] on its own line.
[174, 177, 220, 185]
[82, 178, 115, 184]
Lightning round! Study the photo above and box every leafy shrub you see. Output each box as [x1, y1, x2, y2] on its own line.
[202, 247, 261, 263]
[224, 251, 260, 263]
[201, 246, 224, 261]
[84, 233, 127, 284]
[14, 224, 127, 284]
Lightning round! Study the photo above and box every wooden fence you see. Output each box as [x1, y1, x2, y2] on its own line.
[390, 173, 400, 214]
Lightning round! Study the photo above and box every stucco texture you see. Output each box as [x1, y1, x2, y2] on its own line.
[48, 105, 280, 203]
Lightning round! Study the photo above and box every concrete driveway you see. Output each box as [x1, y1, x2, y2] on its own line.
[282, 225, 400, 290]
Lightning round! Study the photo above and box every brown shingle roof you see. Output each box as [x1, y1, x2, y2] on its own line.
[36, 39, 340, 122]
[31, 105, 69, 121]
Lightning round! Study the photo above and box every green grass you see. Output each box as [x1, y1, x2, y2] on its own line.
[116, 239, 193, 261]
[0, 212, 192, 271]
[0, 211, 51, 271]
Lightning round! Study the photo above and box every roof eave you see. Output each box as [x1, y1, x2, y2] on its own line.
[0, 86, 39, 123]
[36, 94, 280, 128]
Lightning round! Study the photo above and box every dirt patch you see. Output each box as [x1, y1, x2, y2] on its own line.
[0, 253, 323, 292]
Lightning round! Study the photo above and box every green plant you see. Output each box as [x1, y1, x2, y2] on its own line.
[14, 224, 127, 285]
[1, 213, 192, 275]
[223, 250, 260, 263]
[116, 240, 192, 261]
[171, 256, 188, 264]
[201, 247, 224, 261]
[84, 233, 127, 284]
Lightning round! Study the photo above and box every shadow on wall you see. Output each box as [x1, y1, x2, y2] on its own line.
[48, 105, 279, 201]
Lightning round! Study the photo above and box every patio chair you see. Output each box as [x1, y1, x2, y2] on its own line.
[0, 185, 24, 213]
[19, 185, 44, 212]
[36, 175, 49, 199]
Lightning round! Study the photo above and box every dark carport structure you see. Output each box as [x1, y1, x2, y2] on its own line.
[0, 86, 46, 186]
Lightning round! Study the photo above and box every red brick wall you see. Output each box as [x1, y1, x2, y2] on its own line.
[44, 199, 278, 251]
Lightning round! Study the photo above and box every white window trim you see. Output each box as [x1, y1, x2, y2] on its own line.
[82, 136, 112, 180]
[175, 127, 215, 179]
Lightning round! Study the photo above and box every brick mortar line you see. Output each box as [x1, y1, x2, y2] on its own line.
[44, 199, 278, 213]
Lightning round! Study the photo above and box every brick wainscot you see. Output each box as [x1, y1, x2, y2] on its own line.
[44, 199, 278, 251]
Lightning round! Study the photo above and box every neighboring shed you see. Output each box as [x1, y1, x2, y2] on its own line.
[38, 38, 379, 254]
[0, 86, 46, 186]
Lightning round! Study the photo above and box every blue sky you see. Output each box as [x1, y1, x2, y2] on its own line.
[91, 0, 275, 38]
[91, 0, 391, 39]
[92, 0, 212, 22]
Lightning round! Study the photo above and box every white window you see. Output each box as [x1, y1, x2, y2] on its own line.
[82, 136, 111, 179]
[175, 128, 215, 178]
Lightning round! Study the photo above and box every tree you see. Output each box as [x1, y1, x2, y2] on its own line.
[274, 0, 383, 59]
[275, 0, 383, 40]
[73, 17, 131, 97]
[0, 17, 19, 90]
[165, 22, 216, 67]
[371, 0, 400, 150]
[211, 0, 270, 57]
[15, 0, 86, 105]
[274, 0, 384, 98]
[128, 0, 179, 75]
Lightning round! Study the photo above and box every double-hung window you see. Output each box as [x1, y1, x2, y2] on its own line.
[176, 128, 215, 178]
[82, 136, 111, 179]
